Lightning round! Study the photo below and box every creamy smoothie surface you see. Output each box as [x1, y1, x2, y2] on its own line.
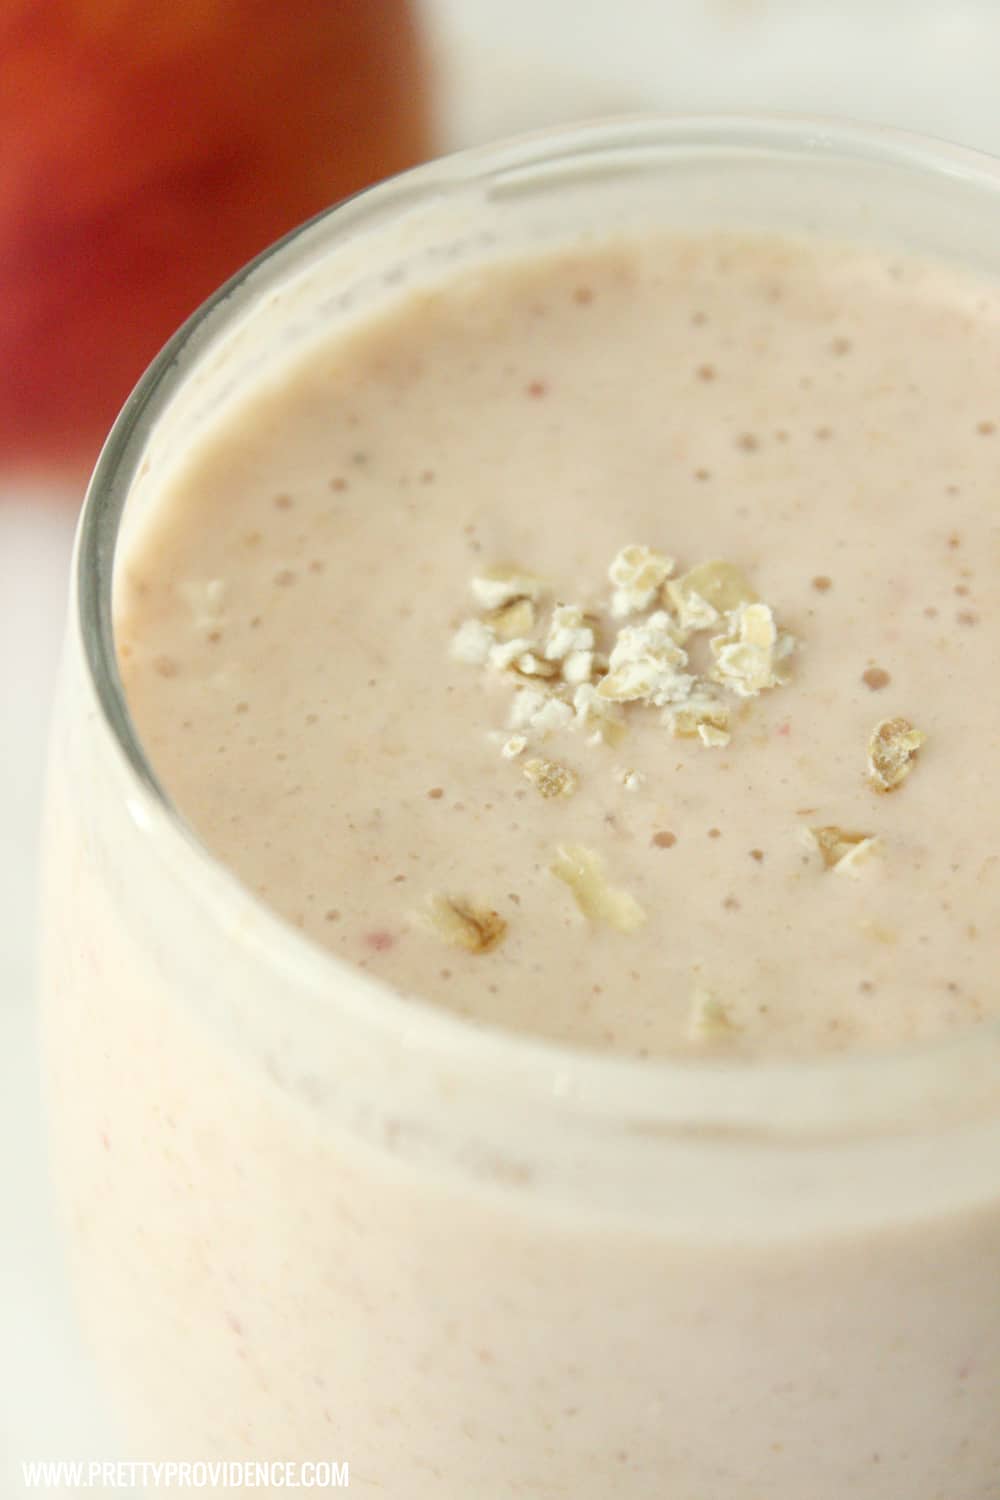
[118, 231, 1000, 1058]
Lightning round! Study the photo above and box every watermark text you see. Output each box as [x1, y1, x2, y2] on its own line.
[22, 1460, 349, 1490]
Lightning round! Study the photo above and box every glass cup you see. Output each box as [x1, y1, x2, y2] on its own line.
[41, 117, 1000, 1498]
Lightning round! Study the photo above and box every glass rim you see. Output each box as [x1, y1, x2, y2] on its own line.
[74, 112, 1000, 1141]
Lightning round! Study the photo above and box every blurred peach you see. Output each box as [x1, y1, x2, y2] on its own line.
[0, 0, 430, 481]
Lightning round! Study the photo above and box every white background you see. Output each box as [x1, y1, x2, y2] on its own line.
[8, 0, 1000, 1490]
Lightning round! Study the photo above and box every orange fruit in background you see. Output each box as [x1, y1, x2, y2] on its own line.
[0, 0, 431, 481]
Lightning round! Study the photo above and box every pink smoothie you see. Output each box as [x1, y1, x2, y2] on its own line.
[120, 232, 1000, 1056]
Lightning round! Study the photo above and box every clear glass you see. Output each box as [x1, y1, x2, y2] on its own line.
[41, 116, 1000, 1498]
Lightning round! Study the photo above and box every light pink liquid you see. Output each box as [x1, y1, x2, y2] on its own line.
[121, 232, 1000, 1056]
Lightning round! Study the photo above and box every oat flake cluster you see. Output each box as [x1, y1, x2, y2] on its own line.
[451, 546, 797, 771]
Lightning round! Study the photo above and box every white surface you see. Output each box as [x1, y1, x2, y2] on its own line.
[425, 0, 1000, 154]
[8, 1, 1000, 1489]
[0, 494, 118, 1495]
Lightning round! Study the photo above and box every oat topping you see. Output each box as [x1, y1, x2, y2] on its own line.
[608, 545, 675, 618]
[515, 651, 560, 680]
[501, 735, 527, 759]
[518, 652, 561, 680]
[598, 612, 693, 705]
[470, 566, 546, 610]
[805, 825, 882, 874]
[488, 597, 536, 640]
[523, 758, 578, 799]
[666, 559, 757, 636]
[710, 602, 795, 697]
[617, 768, 645, 791]
[508, 686, 548, 731]
[488, 636, 538, 672]
[416, 895, 507, 953]
[507, 690, 574, 738]
[550, 845, 646, 932]
[562, 649, 595, 685]
[832, 837, 883, 877]
[686, 987, 735, 1041]
[452, 543, 796, 775]
[662, 690, 731, 747]
[544, 604, 595, 661]
[489, 638, 562, 680]
[530, 697, 576, 736]
[573, 683, 627, 745]
[451, 618, 495, 665]
[868, 717, 926, 793]
[664, 583, 719, 635]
